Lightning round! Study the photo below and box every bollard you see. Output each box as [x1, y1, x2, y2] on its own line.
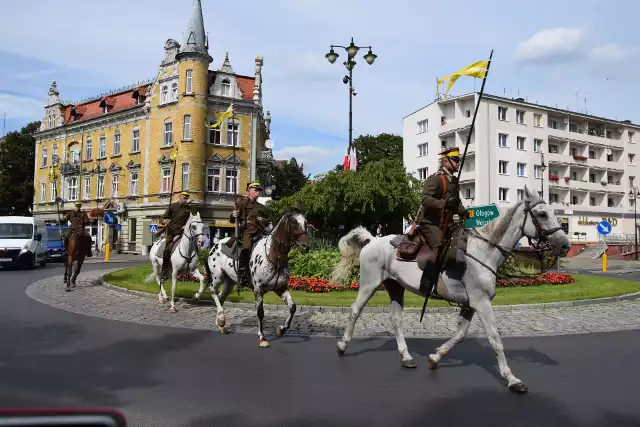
[602, 249, 607, 272]
[105, 243, 110, 262]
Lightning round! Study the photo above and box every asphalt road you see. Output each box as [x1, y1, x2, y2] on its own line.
[1, 262, 639, 427]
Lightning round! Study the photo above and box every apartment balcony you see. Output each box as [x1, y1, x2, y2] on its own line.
[438, 115, 472, 138]
[566, 203, 624, 213]
[256, 150, 275, 164]
[548, 127, 624, 148]
[547, 152, 624, 172]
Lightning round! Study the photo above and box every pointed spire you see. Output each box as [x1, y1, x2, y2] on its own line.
[176, 0, 212, 63]
[219, 52, 234, 74]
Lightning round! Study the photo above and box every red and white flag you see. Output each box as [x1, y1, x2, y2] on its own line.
[349, 148, 358, 170]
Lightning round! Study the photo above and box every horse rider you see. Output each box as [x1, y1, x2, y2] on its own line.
[60, 201, 93, 258]
[416, 146, 468, 296]
[230, 181, 270, 288]
[156, 190, 195, 280]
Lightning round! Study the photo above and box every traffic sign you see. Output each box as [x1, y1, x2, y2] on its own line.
[597, 220, 612, 235]
[113, 224, 122, 231]
[104, 211, 115, 225]
[465, 204, 500, 229]
[149, 223, 158, 233]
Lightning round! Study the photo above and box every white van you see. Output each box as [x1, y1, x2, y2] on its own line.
[0, 216, 48, 269]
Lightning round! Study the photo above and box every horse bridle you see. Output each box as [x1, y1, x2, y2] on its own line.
[177, 218, 204, 265]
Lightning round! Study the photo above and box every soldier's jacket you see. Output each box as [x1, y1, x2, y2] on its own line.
[418, 169, 467, 230]
[230, 196, 269, 235]
[161, 202, 194, 235]
[61, 210, 91, 229]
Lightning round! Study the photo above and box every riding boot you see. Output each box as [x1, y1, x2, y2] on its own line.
[161, 244, 172, 280]
[238, 249, 252, 288]
[419, 260, 440, 296]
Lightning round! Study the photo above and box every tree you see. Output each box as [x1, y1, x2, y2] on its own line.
[271, 157, 309, 200]
[0, 121, 40, 215]
[266, 158, 421, 236]
[351, 133, 403, 169]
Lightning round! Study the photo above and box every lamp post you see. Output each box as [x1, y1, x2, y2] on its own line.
[630, 186, 639, 260]
[540, 151, 547, 201]
[325, 38, 377, 152]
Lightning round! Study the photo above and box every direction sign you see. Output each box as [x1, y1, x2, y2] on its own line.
[149, 223, 158, 233]
[104, 211, 115, 225]
[465, 204, 500, 229]
[597, 220, 612, 235]
[113, 224, 122, 231]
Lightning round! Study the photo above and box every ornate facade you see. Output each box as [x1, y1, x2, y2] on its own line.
[31, 0, 274, 254]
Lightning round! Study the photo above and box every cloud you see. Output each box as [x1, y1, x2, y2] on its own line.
[515, 27, 585, 64]
[273, 145, 344, 172]
[0, 93, 43, 120]
[589, 43, 637, 62]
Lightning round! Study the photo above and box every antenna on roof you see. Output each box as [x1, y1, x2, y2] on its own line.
[584, 92, 588, 114]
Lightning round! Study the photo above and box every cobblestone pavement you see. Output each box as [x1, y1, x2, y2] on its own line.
[26, 270, 640, 339]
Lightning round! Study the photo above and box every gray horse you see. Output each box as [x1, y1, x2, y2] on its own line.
[330, 186, 571, 393]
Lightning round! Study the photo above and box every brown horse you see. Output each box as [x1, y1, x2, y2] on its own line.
[63, 222, 91, 290]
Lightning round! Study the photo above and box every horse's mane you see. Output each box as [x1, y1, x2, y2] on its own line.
[476, 200, 524, 241]
[268, 211, 302, 270]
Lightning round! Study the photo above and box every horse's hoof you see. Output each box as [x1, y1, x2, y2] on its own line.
[259, 339, 270, 348]
[65, 287, 71, 292]
[402, 358, 417, 369]
[216, 317, 226, 328]
[71, 283, 76, 288]
[509, 382, 528, 393]
[336, 344, 345, 357]
[193, 293, 200, 300]
[161, 298, 169, 303]
[428, 355, 439, 370]
[275, 326, 285, 337]
[168, 307, 178, 314]
[218, 326, 229, 334]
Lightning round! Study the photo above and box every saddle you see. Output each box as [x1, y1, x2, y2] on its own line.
[389, 233, 436, 271]
[220, 233, 264, 259]
[156, 234, 182, 258]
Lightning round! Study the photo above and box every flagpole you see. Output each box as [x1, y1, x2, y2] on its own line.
[419, 49, 494, 323]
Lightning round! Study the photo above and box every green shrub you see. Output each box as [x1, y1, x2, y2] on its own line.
[288, 247, 360, 285]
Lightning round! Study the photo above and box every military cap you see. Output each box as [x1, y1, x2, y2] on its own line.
[247, 181, 263, 190]
[439, 147, 461, 159]
[74, 201, 82, 207]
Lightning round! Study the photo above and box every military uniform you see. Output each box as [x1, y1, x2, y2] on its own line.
[417, 147, 468, 295]
[230, 181, 269, 287]
[158, 191, 196, 278]
[60, 202, 93, 257]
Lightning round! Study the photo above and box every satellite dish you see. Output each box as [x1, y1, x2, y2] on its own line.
[265, 138, 273, 149]
[606, 148, 612, 155]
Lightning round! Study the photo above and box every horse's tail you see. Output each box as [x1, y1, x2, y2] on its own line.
[330, 226, 374, 284]
[203, 248, 213, 285]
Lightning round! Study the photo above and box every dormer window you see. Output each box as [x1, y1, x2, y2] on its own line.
[161, 85, 169, 104]
[221, 79, 231, 97]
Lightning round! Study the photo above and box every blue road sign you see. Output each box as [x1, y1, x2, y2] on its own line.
[104, 211, 115, 225]
[149, 223, 158, 233]
[597, 220, 612, 235]
[114, 224, 122, 231]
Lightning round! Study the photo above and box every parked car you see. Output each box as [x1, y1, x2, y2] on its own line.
[45, 224, 67, 261]
[0, 216, 47, 269]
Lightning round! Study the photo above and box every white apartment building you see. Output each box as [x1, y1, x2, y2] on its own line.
[403, 93, 640, 243]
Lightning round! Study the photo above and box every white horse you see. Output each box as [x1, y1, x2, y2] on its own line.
[195, 209, 310, 347]
[145, 212, 206, 313]
[330, 186, 571, 393]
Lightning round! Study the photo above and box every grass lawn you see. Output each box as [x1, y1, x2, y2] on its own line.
[104, 265, 640, 308]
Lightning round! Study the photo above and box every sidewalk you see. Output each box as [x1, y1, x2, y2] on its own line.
[84, 253, 148, 264]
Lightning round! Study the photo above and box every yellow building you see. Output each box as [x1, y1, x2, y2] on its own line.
[31, 0, 274, 254]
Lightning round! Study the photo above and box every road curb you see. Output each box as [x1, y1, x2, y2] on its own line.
[97, 268, 640, 314]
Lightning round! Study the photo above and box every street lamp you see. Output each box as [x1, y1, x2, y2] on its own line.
[630, 186, 639, 260]
[540, 151, 547, 201]
[325, 38, 377, 152]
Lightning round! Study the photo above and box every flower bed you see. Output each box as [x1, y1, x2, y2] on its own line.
[174, 273, 575, 293]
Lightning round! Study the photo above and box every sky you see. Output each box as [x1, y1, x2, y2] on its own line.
[0, 0, 638, 177]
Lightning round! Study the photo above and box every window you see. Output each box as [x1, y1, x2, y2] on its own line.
[52, 144, 58, 165]
[67, 177, 78, 201]
[498, 106, 507, 121]
[607, 153, 613, 162]
[99, 135, 106, 158]
[534, 114, 542, 127]
[548, 144, 558, 154]
[186, 70, 193, 93]
[517, 163, 526, 177]
[550, 193, 559, 203]
[516, 110, 525, 124]
[182, 163, 189, 190]
[498, 160, 508, 174]
[572, 195, 579, 205]
[42, 148, 48, 167]
[608, 198, 614, 207]
[534, 139, 542, 153]
[571, 171, 578, 180]
[207, 167, 221, 192]
[130, 172, 138, 195]
[498, 133, 507, 147]
[418, 143, 428, 157]
[465, 188, 472, 199]
[225, 169, 238, 193]
[589, 173, 596, 183]
[569, 123, 578, 133]
[85, 138, 92, 159]
[111, 175, 119, 198]
[183, 115, 191, 140]
[629, 131, 635, 144]
[226, 123, 239, 146]
[629, 154, 635, 165]
[549, 119, 557, 129]
[132, 130, 140, 153]
[171, 82, 178, 101]
[40, 183, 46, 202]
[463, 160, 474, 172]
[498, 188, 508, 202]
[417, 167, 428, 180]
[534, 165, 542, 179]
[417, 119, 428, 133]
[69, 146, 80, 163]
[209, 121, 221, 144]
[606, 130, 612, 139]
[50, 182, 56, 201]
[83, 177, 90, 200]
[517, 136, 525, 150]
[164, 121, 173, 146]
[129, 218, 137, 242]
[161, 85, 168, 104]
[590, 197, 596, 206]
[113, 132, 121, 155]
[97, 175, 105, 199]
[161, 168, 171, 193]
[630, 176, 635, 188]
[570, 147, 578, 156]
[221, 79, 231, 96]
[589, 150, 595, 159]
[517, 189, 524, 200]
[465, 110, 471, 118]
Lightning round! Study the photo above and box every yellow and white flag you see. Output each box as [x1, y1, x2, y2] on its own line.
[48, 166, 56, 181]
[205, 104, 234, 129]
[436, 60, 489, 95]
[170, 146, 178, 161]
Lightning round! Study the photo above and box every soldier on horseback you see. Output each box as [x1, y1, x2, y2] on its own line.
[416, 147, 468, 295]
[156, 191, 196, 280]
[230, 181, 270, 288]
[60, 201, 93, 258]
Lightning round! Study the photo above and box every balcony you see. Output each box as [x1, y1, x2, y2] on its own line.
[438, 115, 472, 138]
[548, 128, 624, 148]
[256, 150, 274, 164]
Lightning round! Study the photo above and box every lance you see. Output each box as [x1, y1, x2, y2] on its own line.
[420, 50, 494, 322]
